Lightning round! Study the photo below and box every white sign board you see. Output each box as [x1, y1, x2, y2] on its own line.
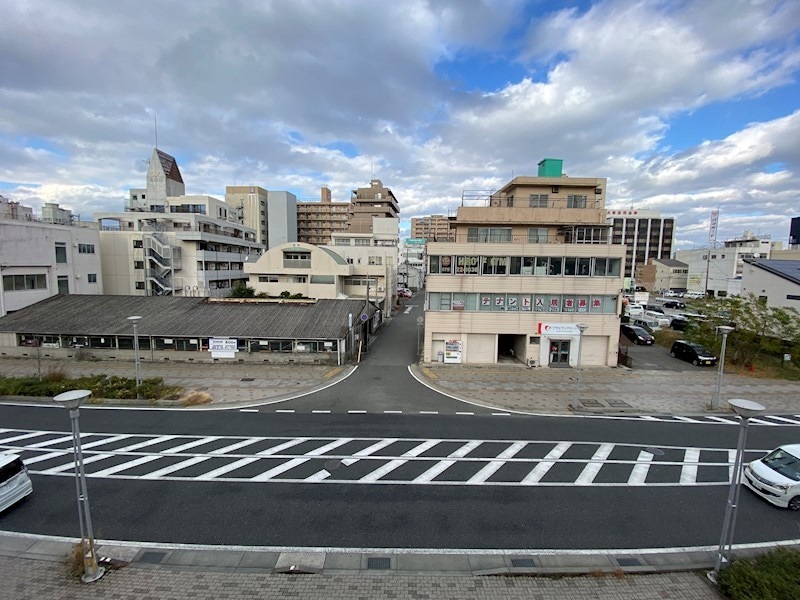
[209, 338, 238, 358]
[537, 323, 581, 336]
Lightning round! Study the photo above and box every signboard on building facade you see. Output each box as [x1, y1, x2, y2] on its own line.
[537, 323, 582, 336]
[444, 339, 462, 363]
[406, 238, 426, 246]
[209, 338, 238, 359]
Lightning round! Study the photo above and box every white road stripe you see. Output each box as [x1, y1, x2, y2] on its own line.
[497, 442, 527, 459]
[749, 417, 778, 426]
[90, 455, 163, 477]
[209, 438, 261, 455]
[414, 460, 455, 483]
[383, 410, 402, 414]
[142, 456, 212, 478]
[448, 441, 482, 458]
[627, 451, 654, 485]
[456, 412, 474, 415]
[467, 460, 505, 484]
[80, 434, 130, 450]
[492, 413, 511, 416]
[40, 453, 114, 474]
[763, 415, 800, 425]
[115, 435, 179, 452]
[275, 409, 295, 413]
[521, 442, 572, 484]
[251, 458, 309, 481]
[21, 451, 67, 465]
[304, 438, 352, 456]
[402, 440, 441, 457]
[354, 439, 397, 457]
[26, 435, 79, 448]
[239, 409, 258, 412]
[167, 437, 222, 454]
[360, 459, 407, 482]
[305, 470, 331, 482]
[0, 432, 49, 444]
[639, 416, 660, 421]
[419, 411, 438, 415]
[195, 457, 260, 479]
[348, 410, 367, 414]
[680, 449, 700, 484]
[673, 416, 703, 423]
[257, 439, 306, 456]
[312, 410, 331, 414]
[705, 416, 739, 424]
[728, 449, 736, 481]
[575, 444, 615, 485]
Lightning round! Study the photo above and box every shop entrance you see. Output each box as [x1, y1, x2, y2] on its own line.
[548, 340, 571, 367]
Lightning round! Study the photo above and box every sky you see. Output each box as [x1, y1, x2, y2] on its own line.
[1, 0, 799, 251]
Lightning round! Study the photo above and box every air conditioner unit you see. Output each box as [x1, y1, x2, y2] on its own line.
[527, 358, 539, 368]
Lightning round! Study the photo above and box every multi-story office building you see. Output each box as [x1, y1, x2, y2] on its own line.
[0, 196, 102, 317]
[97, 148, 263, 297]
[297, 187, 350, 245]
[349, 179, 400, 234]
[425, 159, 625, 367]
[637, 258, 688, 293]
[411, 215, 453, 241]
[675, 231, 781, 297]
[606, 209, 674, 287]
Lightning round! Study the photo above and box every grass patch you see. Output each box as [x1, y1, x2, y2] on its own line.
[66, 542, 85, 579]
[0, 374, 183, 401]
[180, 390, 212, 406]
[718, 547, 800, 600]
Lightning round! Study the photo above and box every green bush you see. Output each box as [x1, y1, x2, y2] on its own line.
[0, 374, 181, 401]
[718, 547, 800, 600]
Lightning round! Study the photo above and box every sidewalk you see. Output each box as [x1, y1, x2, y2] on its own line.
[0, 532, 726, 599]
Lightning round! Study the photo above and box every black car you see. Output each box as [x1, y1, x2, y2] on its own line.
[621, 324, 654, 345]
[663, 300, 686, 309]
[670, 340, 717, 366]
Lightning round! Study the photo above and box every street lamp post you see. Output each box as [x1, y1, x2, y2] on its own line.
[53, 389, 105, 583]
[128, 316, 142, 399]
[711, 398, 765, 581]
[570, 323, 589, 410]
[712, 325, 735, 410]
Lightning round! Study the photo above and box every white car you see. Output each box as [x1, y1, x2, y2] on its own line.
[743, 444, 800, 510]
[0, 453, 33, 513]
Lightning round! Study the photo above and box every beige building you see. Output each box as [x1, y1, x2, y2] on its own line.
[97, 148, 263, 297]
[224, 185, 269, 246]
[1, 197, 102, 317]
[424, 159, 625, 367]
[297, 187, 350, 245]
[411, 215, 453, 241]
[637, 258, 688, 293]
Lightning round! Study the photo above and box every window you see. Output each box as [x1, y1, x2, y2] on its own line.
[481, 256, 508, 275]
[506, 196, 514, 207]
[57, 276, 69, 294]
[466, 227, 512, 242]
[135, 282, 145, 290]
[134, 261, 144, 269]
[310, 275, 335, 284]
[133, 240, 144, 248]
[55, 243, 67, 263]
[2, 274, 46, 291]
[77, 243, 95, 254]
[334, 238, 351, 245]
[368, 256, 382, 266]
[258, 275, 279, 283]
[87, 274, 97, 283]
[429, 255, 452, 274]
[287, 276, 307, 283]
[567, 195, 587, 208]
[527, 228, 548, 243]
[355, 239, 370, 246]
[529, 194, 548, 208]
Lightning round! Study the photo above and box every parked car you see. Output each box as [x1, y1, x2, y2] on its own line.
[663, 300, 686, 309]
[0, 453, 33, 513]
[743, 444, 800, 510]
[644, 310, 671, 327]
[625, 303, 644, 317]
[632, 317, 661, 333]
[620, 324, 654, 345]
[643, 304, 664, 314]
[396, 288, 412, 298]
[669, 340, 717, 366]
[670, 316, 690, 331]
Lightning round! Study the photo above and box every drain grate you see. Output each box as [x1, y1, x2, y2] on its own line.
[240, 378, 255, 382]
[616, 557, 642, 567]
[606, 400, 632, 408]
[511, 558, 535, 568]
[367, 557, 391, 570]
[138, 551, 167, 564]
[580, 399, 603, 407]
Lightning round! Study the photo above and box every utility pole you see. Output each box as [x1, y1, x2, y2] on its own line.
[364, 277, 370, 350]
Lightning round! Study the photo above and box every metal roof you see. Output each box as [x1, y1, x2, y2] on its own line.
[0, 295, 374, 339]
[652, 258, 687, 267]
[745, 259, 800, 286]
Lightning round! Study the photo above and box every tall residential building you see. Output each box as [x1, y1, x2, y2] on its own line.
[225, 186, 269, 246]
[606, 209, 674, 286]
[96, 148, 263, 297]
[424, 158, 625, 367]
[349, 179, 399, 233]
[297, 187, 350, 245]
[1, 196, 102, 317]
[411, 214, 453, 241]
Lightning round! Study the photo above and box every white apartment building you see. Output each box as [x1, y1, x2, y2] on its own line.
[96, 148, 263, 297]
[675, 231, 781, 297]
[0, 196, 102, 317]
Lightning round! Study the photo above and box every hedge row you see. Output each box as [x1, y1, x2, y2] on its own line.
[719, 547, 800, 600]
[0, 374, 181, 401]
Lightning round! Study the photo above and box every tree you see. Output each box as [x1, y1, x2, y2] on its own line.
[689, 293, 800, 368]
[229, 282, 256, 298]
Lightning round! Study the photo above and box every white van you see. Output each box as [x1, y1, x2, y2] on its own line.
[0, 453, 33, 513]
[626, 303, 644, 317]
[644, 310, 671, 327]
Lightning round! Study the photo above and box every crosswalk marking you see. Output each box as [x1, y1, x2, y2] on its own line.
[575, 444, 614, 485]
[468, 460, 505, 484]
[764, 415, 800, 424]
[414, 460, 455, 483]
[680, 449, 699, 484]
[360, 459, 407, 482]
[168, 437, 222, 453]
[209, 438, 261, 455]
[26, 434, 77, 448]
[257, 439, 306, 455]
[251, 458, 309, 481]
[728, 449, 737, 481]
[115, 435, 180, 452]
[354, 439, 397, 457]
[304, 438, 353, 456]
[142, 456, 212, 478]
[521, 442, 571, 484]
[497, 441, 527, 459]
[448, 441, 482, 458]
[91, 455, 162, 477]
[402, 440, 441, 457]
[705, 416, 739, 424]
[0, 431, 48, 444]
[41, 452, 113, 474]
[195, 457, 259, 479]
[627, 451, 653, 485]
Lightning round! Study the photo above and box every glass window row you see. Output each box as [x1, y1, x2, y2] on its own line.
[430, 255, 621, 276]
[427, 292, 618, 313]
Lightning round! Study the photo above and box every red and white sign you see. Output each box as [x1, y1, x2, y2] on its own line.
[537, 323, 583, 335]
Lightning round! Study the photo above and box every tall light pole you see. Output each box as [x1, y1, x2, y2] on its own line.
[712, 325, 735, 410]
[570, 323, 589, 410]
[128, 315, 142, 399]
[53, 389, 105, 583]
[711, 398, 765, 581]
